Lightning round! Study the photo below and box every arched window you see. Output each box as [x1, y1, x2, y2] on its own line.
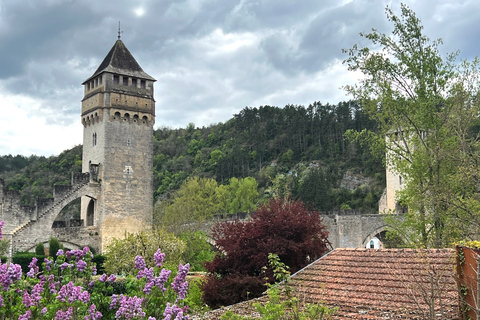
[370, 240, 375, 249]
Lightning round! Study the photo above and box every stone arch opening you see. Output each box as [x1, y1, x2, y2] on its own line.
[86, 199, 95, 227]
[363, 227, 406, 249]
[52, 198, 82, 229]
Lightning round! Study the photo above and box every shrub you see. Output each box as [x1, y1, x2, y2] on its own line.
[202, 198, 331, 308]
[104, 228, 185, 275]
[92, 254, 106, 273]
[11, 252, 44, 273]
[48, 236, 62, 258]
[35, 242, 45, 255]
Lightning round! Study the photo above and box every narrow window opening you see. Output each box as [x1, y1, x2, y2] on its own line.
[86, 200, 95, 226]
[132, 78, 137, 87]
[141, 80, 146, 88]
[123, 77, 128, 86]
[399, 176, 402, 185]
[370, 240, 374, 249]
[113, 75, 119, 84]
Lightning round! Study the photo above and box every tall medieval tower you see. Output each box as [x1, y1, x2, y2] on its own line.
[80, 37, 155, 252]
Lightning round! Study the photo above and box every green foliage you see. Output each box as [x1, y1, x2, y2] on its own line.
[344, 4, 480, 247]
[0, 240, 10, 257]
[103, 228, 185, 275]
[179, 231, 215, 272]
[48, 237, 62, 258]
[159, 176, 259, 233]
[185, 276, 210, 314]
[0, 145, 82, 205]
[92, 254, 106, 274]
[11, 252, 44, 273]
[34, 242, 45, 256]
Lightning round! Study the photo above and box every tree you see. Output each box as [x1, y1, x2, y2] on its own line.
[161, 177, 220, 233]
[103, 228, 185, 275]
[227, 177, 259, 214]
[201, 198, 330, 308]
[344, 4, 480, 247]
[35, 242, 45, 256]
[178, 231, 215, 272]
[48, 237, 62, 258]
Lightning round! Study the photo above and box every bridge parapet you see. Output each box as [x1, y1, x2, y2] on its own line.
[72, 172, 90, 185]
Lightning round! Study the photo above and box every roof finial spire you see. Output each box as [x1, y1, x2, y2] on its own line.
[118, 21, 123, 40]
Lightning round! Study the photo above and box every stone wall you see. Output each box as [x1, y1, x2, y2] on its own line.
[0, 173, 100, 255]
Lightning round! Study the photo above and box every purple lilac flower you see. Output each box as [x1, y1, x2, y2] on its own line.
[108, 274, 116, 282]
[56, 249, 64, 257]
[171, 263, 190, 300]
[67, 249, 87, 262]
[7, 263, 22, 282]
[76, 259, 87, 272]
[163, 303, 188, 320]
[48, 274, 58, 294]
[54, 306, 73, 320]
[99, 274, 108, 282]
[154, 249, 165, 267]
[26, 257, 39, 277]
[92, 265, 97, 276]
[148, 317, 156, 320]
[134, 255, 146, 270]
[60, 262, 72, 271]
[0, 294, 4, 307]
[110, 294, 119, 310]
[143, 280, 154, 295]
[18, 309, 31, 320]
[56, 281, 90, 304]
[44, 258, 52, 271]
[112, 294, 145, 319]
[0, 263, 22, 289]
[154, 268, 171, 293]
[86, 304, 102, 320]
[145, 267, 154, 281]
[88, 281, 95, 288]
[31, 283, 43, 305]
[23, 290, 33, 307]
[83, 246, 93, 258]
[41, 307, 47, 314]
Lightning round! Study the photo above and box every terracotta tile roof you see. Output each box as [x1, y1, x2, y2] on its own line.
[198, 248, 459, 319]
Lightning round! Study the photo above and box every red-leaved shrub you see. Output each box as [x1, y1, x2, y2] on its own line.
[202, 198, 330, 308]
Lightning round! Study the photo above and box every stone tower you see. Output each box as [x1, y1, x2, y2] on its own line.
[80, 38, 155, 252]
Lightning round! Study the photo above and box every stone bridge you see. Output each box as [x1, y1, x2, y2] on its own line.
[0, 173, 101, 256]
[200, 211, 397, 249]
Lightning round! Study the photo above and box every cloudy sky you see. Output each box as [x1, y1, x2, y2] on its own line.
[0, 0, 479, 157]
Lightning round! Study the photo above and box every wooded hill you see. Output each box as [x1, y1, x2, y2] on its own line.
[0, 100, 384, 214]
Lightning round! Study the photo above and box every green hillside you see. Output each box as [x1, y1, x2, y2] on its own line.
[0, 100, 384, 213]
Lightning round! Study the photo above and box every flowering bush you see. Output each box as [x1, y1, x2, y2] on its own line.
[0, 221, 190, 320]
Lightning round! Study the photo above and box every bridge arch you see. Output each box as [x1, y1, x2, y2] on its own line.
[8, 175, 101, 255]
[362, 225, 388, 248]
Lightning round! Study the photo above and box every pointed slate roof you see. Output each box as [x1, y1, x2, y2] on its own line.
[83, 39, 155, 84]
